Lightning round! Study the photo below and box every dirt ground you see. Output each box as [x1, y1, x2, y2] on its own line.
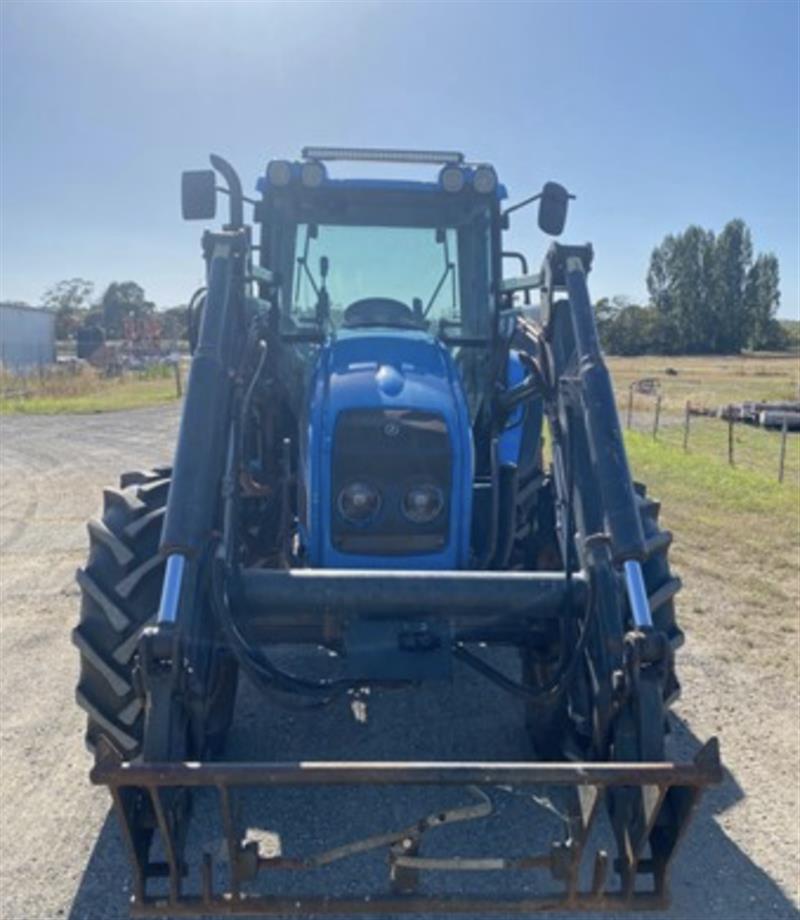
[0, 406, 798, 920]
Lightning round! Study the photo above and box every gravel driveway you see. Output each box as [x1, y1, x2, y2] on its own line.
[0, 406, 797, 920]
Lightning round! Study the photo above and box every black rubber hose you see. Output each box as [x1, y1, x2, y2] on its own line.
[475, 438, 500, 569]
[239, 338, 267, 468]
[186, 286, 206, 356]
[490, 464, 519, 570]
[211, 555, 351, 705]
[454, 569, 594, 702]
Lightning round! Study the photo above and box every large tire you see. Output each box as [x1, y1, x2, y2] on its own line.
[522, 485, 682, 758]
[73, 467, 239, 762]
[73, 469, 171, 760]
[637, 488, 684, 670]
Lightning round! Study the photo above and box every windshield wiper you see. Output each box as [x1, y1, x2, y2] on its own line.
[294, 224, 321, 308]
[424, 229, 456, 318]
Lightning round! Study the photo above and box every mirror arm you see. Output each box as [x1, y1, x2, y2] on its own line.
[216, 187, 259, 208]
[502, 191, 542, 220]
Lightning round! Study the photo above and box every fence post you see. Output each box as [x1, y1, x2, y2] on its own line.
[778, 417, 788, 483]
[652, 394, 662, 440]
[727, 408, 734, 466]
[626, 386, 634, 431]
[174, 360, 183, 399]
[683, 401, 691, 451]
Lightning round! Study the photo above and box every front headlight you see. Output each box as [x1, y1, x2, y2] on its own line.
[401, 483, 444, 524]
[337, 481, 381, 524]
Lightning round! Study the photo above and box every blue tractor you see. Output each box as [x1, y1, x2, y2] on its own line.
[75, 148, 720, 915]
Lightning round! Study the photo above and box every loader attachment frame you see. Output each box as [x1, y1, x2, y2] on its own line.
[93, 739, 721, 916]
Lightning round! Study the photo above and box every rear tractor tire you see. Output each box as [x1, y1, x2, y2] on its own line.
[73, 468, 237, 762]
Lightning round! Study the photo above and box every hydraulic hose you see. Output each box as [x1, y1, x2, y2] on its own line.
[210, 553, 351, 707]
[454, 568, 594, 702]
[475, 438, 500, 569]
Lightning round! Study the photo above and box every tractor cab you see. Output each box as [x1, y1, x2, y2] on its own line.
[251, 150, 534, 570]
[256, 148, 502, 346]
[179, 149, 572, 571]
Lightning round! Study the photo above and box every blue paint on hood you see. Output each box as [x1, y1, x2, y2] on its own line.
[300, 328, 474, 569]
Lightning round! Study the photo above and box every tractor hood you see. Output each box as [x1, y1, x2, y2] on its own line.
[325, 328, 463, 418]
[300, 328, 474, 569]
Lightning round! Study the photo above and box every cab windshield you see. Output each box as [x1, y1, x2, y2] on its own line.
[293, 224, 461, 328]
[266, 189, 495, 339]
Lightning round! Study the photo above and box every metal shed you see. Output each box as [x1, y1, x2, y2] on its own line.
[0, 303, 56, 372]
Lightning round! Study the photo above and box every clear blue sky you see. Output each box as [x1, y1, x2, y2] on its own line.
[1, 0, 798, 318]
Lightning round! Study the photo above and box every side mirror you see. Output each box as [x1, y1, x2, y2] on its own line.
[537, 181, 570, 236]
[181, 170, 216, 220]
[319, 256, 329, 280]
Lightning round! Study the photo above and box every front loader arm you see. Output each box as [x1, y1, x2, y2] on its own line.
[140, 225, 249, 762]
[515, 244, 667, 758]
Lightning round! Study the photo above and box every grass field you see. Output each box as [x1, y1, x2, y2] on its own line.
[625, 432, 798, 663]
[609, 353, 800, 485]
[614, 354, 800, 680]
[608, 352, 800, 411]
[569, 353, 800, 680]
[0, 363, 181, 415]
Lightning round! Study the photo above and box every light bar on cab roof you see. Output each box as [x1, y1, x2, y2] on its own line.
[301, 146, 465, 165]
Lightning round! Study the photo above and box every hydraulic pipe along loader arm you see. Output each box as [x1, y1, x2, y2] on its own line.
[74, 148, 721, 916]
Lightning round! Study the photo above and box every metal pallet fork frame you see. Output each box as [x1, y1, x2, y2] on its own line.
[93, 739, 721, 917]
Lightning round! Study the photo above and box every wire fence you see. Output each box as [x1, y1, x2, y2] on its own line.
[0, 358, 183, 404]
[623, 389, 800, 486]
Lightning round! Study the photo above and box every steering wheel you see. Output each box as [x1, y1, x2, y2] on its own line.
[343, 298, 421, 328]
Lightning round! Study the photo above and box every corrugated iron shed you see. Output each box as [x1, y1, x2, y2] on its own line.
[0, 303, 56, 371]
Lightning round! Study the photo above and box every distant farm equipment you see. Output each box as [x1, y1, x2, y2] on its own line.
[717, 401, 800, 431]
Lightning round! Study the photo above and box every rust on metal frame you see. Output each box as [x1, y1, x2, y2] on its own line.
[92, 738, 722, 917]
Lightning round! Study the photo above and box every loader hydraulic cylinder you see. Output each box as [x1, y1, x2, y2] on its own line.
[156, 554, 186, 625]
[622, 559, 653, 630]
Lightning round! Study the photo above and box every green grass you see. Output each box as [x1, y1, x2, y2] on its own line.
[626, 430, 798, 518]
[624, 429, 799, 673]
[611, 352, 800, 484]
[0, 368, 180, 415]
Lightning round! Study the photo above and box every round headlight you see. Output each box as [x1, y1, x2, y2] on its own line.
[300, 160, 326, 188]
[266, 159, 292, 187]
[473, 164, 497, 194]
[439, 165, 466, 193]
[338, 482, 381, 524]
[402, 483, 444, 524]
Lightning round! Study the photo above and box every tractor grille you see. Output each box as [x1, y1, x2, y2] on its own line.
[331, 409, 451, 555]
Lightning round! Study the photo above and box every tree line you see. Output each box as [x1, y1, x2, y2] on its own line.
[596, 218, 788, 355]
[10, 279, 189, 342]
